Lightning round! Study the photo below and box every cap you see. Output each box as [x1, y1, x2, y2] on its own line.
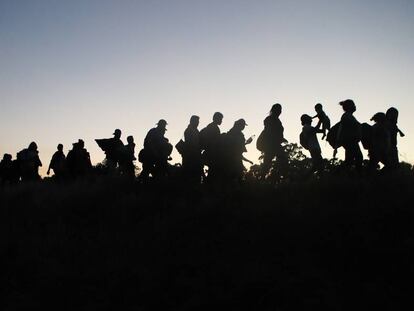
[157, 119, 168, 127]
[113, 129, 121, 135]
[235, 118, 248, 126]
[371, 112, 386, 122]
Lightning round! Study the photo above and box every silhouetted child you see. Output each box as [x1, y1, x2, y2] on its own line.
[368, 112, 391, 172]
[313, 103, 331, 140]
[300, 114, 323, 172]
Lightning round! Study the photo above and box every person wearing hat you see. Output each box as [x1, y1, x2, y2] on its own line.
[300, 114, 324, 172]
[258, 103, 288, 178]
[368, 112, 391, 172]
[95, 129, 125, 170]
[335, 99, 363, 171]
[224, 118, 253, 181]
[139, 119, 172, 181]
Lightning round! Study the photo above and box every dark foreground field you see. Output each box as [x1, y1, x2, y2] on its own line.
[1, 173, 413, 310]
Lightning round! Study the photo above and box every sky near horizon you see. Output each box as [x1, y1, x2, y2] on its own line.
[1, 0, 413, 175]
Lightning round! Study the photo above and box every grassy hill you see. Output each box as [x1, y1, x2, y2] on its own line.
[1, 169, 413, 310]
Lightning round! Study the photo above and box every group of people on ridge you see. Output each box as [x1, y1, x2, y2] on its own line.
[0, 100, 406, 185]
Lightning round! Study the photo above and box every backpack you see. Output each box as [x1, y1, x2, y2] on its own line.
[199, 127, 209, 150]
[299, 131, 309, 150]
[175, 139, 187, 155]
[360, 123, 373, 150]
[256, 130, 266, 152]
[326, 122, 341, 148]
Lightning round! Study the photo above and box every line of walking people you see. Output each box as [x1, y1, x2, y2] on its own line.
[0, 100, 406, 185]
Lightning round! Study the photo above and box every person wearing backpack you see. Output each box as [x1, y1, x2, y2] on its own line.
[257, 103, 288, 178]
[199, 112, 223, 182]
[368, 112, 391, 172]
[223, 119, 253, 182]
[181, 115, 202, 184]
[17, 142, 42, 181]
[139, 119, 172, 181]
[300, 114, 323, 172]
[335, 99, 363, 171]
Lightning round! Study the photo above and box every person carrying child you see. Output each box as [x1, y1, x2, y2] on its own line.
[300, 114, 324, 172]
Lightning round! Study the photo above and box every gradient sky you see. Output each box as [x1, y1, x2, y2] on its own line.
[1, 0, 413, 175]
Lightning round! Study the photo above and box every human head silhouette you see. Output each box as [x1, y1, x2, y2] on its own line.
[371, 112, 386, 124]
[57, 144, 63, 151]
[77, 139, 85, 149]
[190, 115, 200, 128]
[113, 129, 121, 139]
[127, 135, 134, 144]
[234, 119, 247, 131]
[270, 103, 282, 116]
[301, 114, 312, 125]
[315, 103, 323, 113]
[213, 112, 223, 125]
[386, 107, 399, 124]
[3, 153, 12, 161]
[28, 142, 38, 151]
[157, 119, 167, 129]
[339, 99, 356, 113]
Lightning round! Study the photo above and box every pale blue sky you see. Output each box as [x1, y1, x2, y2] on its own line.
[1, 0, 413, 175]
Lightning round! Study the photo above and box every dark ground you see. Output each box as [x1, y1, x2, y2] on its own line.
[1, 173, 413, 310]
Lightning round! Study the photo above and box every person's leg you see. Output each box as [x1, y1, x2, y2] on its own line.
[310, 149, 322, 172]
[275, 145, 288, 176]
[261, 151, 274, 177]
[354, 143, 363, 171]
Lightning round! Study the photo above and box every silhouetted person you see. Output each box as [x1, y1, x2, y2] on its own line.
[182, 115, 202, 184]
[386, 107, 405, 169]
[119, 135, 136, 177]
[335, 99, 362, 171]
[258, 104, 288, 178]
[200, 112, 224, 182]
[312, 103, 331, 140]
[224, 119, 253, 181]
[139, 120, 172, 181]
[17, 142, 42, 181]
[66, 139, 92, 178]
[368, 113, 391, 172]
[300, 114, 323, 172]
[96, 129, 125, 169]
[47, 144, 66, 178]
[0, 154, 17, 184]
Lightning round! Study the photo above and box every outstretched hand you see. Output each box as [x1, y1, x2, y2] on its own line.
[333, 148, 338, 158]
[245, 137, 253, 145]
